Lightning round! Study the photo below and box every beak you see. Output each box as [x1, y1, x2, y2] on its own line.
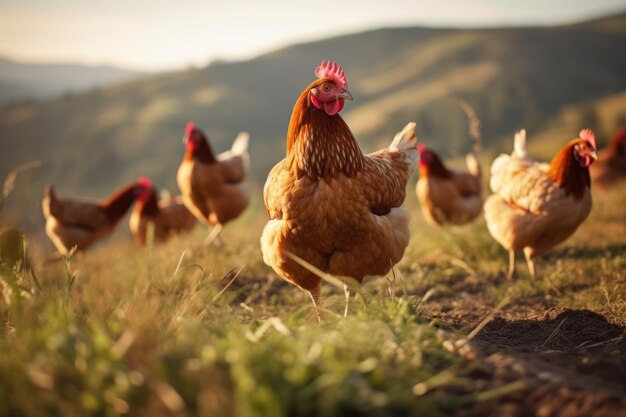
[182, 135, 188, 144]
[590, 150, 599, 161]
[338, 89, 353, 101]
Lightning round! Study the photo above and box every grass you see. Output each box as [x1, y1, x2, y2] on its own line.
[0, 181, 625, 416]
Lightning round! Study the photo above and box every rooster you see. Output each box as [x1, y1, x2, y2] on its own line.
[416, 145, 482, 227]
[42, 183, 139, 256]
[261, 61, 418, 320]
[484, 129, 598, 279]
[130, 177, 196, 246]
[176, 123, 249, 245]
[590, 128, 626, 189]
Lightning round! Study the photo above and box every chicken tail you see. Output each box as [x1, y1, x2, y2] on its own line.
[44, 185, 56, 198]
[457, 100, 482, 154]
[231, 132, 250, 156]
[389, 122, 419, 168]
[513, 129, 528, 159]
[466, 152, 481, 179]
[42, 185, 58, 219]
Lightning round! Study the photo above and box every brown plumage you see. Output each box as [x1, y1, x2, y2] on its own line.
[42, 183, 138, 255]
[176, 122, 249, 243]
[129, 178, 196, 246]
[261, 61, 418, 319]
[416, 145, 482, 227]
[590, 128, 626, 189]
[484, 129, 598, 279]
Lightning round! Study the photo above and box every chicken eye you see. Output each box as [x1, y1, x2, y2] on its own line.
[322, 85, 330, 92]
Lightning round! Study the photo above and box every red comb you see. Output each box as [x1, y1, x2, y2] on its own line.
[315, 61, 348, 90]
[579, 128, 596, 149]
[137, 176, 151, 188]
[417, 143, 426, 153]
[185, 121, 196, 137]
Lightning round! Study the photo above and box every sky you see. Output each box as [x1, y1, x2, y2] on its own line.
[1, 0, 625, 72]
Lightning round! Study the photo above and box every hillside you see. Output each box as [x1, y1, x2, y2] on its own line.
[0, 57, 146, 106]
[1, 12, 626, 233]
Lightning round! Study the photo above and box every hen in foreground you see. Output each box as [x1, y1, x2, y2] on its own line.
[261, 61, 418, 320]
[416, 145, 482, 227]
[130, 177, 196, 246]
[42, 182, 139, 256]
[484, 129, 598, 279]
[590, 128, 626, 190]
[176, 123, 249, 245]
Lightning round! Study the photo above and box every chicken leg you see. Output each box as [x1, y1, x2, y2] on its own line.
[524, 248, 537, 278]
[308, 286, 322, 323]
[507, 250, 517, 280]
[203, 224, 223, 246]
[343, 284, 351, 318]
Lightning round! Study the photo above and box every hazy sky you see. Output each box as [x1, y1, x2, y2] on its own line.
[1, 0, 625, 71]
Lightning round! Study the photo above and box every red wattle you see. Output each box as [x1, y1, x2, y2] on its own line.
[310, 96, 344, 116]
[324, 99, 341, 116]
[310, 94, 322, 110]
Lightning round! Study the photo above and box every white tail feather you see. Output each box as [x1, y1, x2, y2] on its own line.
[513, 129, 528, 159]
[231, 132, 249, 156]
[466, 153, 481, 178]
[389, 122, 418, 168]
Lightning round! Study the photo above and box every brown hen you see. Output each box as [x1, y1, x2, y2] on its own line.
[129, 177, 196, 246]
[590, 128, 626, 189]
[176, 123, 249, 245]
[416, 145, 482, 227]
[484, 129, 598, 279]
[261, 61, 418, 319]
[42, 183, 138, 255]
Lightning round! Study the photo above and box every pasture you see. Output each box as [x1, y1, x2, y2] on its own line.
[1, 181, 624, 417]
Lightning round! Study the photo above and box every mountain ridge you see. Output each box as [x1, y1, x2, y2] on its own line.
[0, 56, 147, 105]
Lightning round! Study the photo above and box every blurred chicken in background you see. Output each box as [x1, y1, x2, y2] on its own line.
[416, 145, 482, 227]
[177, 122, 250, 246]
[130, 177, 196, 246]
[485, 129, 598, 279]
[590, 128, 626, 190]
[42, 182, 139, 256]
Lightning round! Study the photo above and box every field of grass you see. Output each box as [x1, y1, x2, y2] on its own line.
[1, 180, 625, 417]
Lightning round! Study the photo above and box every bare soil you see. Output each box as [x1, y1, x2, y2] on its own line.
[420, 273, 626, 417]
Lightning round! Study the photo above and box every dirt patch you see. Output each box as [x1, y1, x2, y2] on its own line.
[416, 264, 626, 417]
[461, 386, 626, 417]
[474, 307, 625, 354]
[460, 308, 626, 417]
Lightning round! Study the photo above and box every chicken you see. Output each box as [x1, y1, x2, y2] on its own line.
[484, 129, 598, 279]
[590, 128, 626, 189]
[416, 144, 482, 227]
[261, 61, 418, 319]
[42, 183, 139, 255]
[129, 177, 196, 246]
[176, 122, 249, 245]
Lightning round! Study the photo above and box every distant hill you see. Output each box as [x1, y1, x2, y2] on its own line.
[1, 11, 626, 233]
[0, 57, 147, 105]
